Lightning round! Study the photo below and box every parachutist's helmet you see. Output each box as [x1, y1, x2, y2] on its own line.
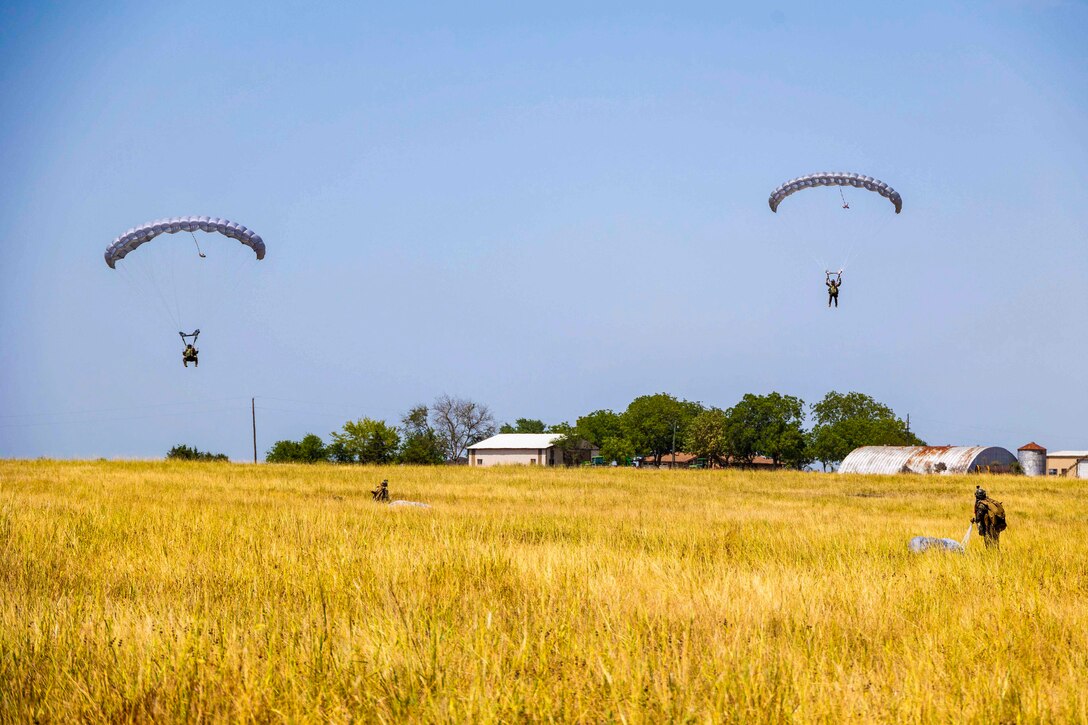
[975, 486, 987, 500]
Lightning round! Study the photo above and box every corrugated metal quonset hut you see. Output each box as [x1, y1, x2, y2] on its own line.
[839, 446, 1017, 475]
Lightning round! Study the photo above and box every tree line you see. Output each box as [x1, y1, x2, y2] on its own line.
[167, 444, 229, 462]
[266, 394, 495, 465]
[265, 390, 921, 470]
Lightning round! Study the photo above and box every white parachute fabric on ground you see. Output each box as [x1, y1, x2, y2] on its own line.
[388, 500, 432, 509]
[769, 172, 902, 214]
[908, 536, 965, 554]
[104, 216, 266, 268]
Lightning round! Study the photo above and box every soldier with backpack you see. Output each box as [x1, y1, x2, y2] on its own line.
[971, 485, 1007, 549]
[180, 329, 200, 368]
[826, 270, 842, 308]
[372, 479, 390, 502]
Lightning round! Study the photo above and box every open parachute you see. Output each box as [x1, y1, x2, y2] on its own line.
[104, 216, 265, 269]
[768, 172, 902, 214]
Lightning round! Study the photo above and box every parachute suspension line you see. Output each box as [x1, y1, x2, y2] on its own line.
[229, 241, 255, 280]
[115, 265, 156, 325]
[189, 231, 207, 259]
[152, 264, 181, 330]
[838, 210, 895, 273]
[132, 255, 182, 330]
[115, 264, 143, 303]
[169, 261, 183, 330]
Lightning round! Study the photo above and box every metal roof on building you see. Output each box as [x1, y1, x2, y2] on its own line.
[839, 446, 1017, 475]
[1018, 442, 1046, 451]
[1046, 451, 1088, 458]
[468, 433, 563, 450]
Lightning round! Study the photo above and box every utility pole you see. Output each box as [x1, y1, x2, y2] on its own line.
[671, 420, 677, 469]
[906, 413, 911, 435]
[251, 397, 257, 464]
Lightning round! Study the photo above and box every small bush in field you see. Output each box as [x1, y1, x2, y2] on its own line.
[166, 444, 228, 461]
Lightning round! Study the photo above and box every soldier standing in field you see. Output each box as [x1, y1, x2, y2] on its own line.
[971, 485, 1007, 549]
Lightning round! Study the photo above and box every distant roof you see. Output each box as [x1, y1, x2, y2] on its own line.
[650, 453, 777, 466]
[1047, 451, 1088, 458]
[1018, 442, 1046, 451]
[468, 433, 562, 450]
[655, 452, 698, 464]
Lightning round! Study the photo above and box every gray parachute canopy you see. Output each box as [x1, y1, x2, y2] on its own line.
[768, 172, 902, 214]
[104, 216, 266, 268]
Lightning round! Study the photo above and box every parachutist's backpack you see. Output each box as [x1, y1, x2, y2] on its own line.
[979, 498, 1007, 533]
[990, 499, 1007, 533]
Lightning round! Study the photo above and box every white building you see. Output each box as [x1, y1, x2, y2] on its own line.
[467, 433, 593, 467]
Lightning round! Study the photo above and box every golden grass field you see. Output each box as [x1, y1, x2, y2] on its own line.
[1, 460, 1086, 723]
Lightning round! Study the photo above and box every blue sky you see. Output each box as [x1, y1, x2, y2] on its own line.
[1, 1, 1085, 459]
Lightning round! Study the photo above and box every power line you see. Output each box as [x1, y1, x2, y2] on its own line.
[0, 397, 250, 420]
[0, 406, 245, 429]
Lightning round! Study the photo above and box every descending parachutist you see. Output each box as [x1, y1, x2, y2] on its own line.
[104, 217, 265, 365]
[179, 329, 200, 368]
[825, 270, 842, 309]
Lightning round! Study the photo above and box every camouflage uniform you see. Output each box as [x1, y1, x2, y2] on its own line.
[826, 276, 841, 307]
[972, 485, 1007, 549]
[372, 480, 390, 502]
[182, 345, 199, 367]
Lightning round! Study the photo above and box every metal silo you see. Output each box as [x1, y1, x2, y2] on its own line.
[1017, 442, 1046, 477]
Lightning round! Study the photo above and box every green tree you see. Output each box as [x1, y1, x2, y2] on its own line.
[808, 391, 924, 470]
[326, 438, 354, 464]
[166, 444, 228, 462]
[398, 405, 446, 465]
[723, 393, 809, 468]
[572, 410, 624, 448]
[621, 394, 704, 464]
[499, 418, 547, 434]
[266, 439, 302, 463]
[266, 433, 327, 463]
[297, 434, 327, 462]
[330, 418, 401, 464]
[598, 436, 635, 464]
[544, 422, 595, 466]
[570, 409, 634, 464]
[684, 408, 730, 466]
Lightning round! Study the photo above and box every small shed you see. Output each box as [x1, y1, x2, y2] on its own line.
[839, 446, 1016, 475]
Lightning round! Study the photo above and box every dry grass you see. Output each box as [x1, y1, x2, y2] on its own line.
[1, 460, 1086, 723]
